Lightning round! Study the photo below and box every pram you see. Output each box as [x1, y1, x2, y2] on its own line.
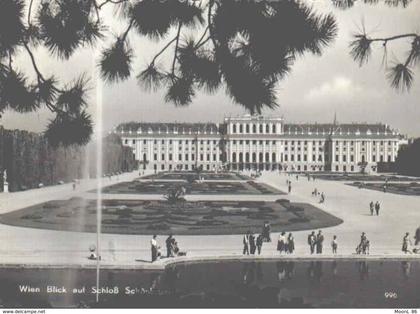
[356, 240, 370, 254]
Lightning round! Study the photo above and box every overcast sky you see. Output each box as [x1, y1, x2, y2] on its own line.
[2, 0, 420, 137]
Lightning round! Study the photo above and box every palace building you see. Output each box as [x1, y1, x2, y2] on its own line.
[114, 115, 405, 173]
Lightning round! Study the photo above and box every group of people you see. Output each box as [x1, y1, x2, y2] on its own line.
[150, 234, 186, 262]
[356, 232, 370, 254]
[307, 230, 325, 254]
[150, 226, 420, 262]
[277, 232, 295, 254]
[242, 229, 338, 255]
[368, 201, 381, 216]
[311, 188, 325, 203]
[402, 228, 420, 254]
[243, 231, 265, 255]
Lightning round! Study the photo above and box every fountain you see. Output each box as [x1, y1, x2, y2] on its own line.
[95, 56, 103, 304]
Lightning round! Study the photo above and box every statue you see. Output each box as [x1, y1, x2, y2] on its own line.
[3, 170, 8, 193]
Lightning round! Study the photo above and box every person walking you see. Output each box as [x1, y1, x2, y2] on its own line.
[243, 231, 250, 255]
[166, 234, 173, 258]
[331, 235, 338, 254]
[256, 234, 264, 255]
[277, 232, 287, 254]
[375, 201, 380, 216]
[308, 231, 316, 254]
[288, 182, 292, 194]
[151, 235, 159, 263]
[287, 233, 295, 254]
[402, 232, 413, 254]
[250, 233, 256, 255]
[320, 192, 325, 203]
[415, 226, 420, 246]
[262, 221, 271, 242]
[369, 201, 374, 216]
[316, 230, 324, 254]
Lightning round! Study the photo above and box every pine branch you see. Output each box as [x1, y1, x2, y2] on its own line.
[27, 0, 34, 26]
[172, 23, 183, 75]
[369, 33, 418, 44]
[23, 41, 45, 83]
[121, 18, 134, 42]
[98, 0, 128, 9]
[150, 37, 178, 65]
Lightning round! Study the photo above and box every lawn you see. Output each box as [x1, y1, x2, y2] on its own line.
[141, 171, 250, 181]
[312, 174, 419, 182]
[0, 198, 343, 235]
[99, 180, 284, 195]
[347, 182, 420, 196]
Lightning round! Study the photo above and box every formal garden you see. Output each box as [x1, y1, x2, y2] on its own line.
[99, 180, 283, 195]
[312, 173, 420, 182]
[0, 197, 342, 235]
[347, 182, 420, 196]
[141, 171, 250, 181]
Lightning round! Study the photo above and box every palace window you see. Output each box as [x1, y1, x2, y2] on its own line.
[239, 124, 243, 133]
[272, 125, 276, 133]
[233, 124, 237, 133]
[252, 124, 256, 133]
[185, 154, 189, 161]
[259, 125, 263, 133]
[246, 124, 250, 133]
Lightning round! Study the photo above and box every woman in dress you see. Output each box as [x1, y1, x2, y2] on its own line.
[402, 232, 412, 254]
[277, 232, 286, 253]
[287, 233, 295, 254]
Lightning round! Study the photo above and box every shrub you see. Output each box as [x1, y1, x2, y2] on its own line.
[287, 206, 304, 212]
[57, 211, 73, 218]
[21, 213, 43, 220]
[289, 217, 310, 223]
[276, 199, 290, 205]
[147, 222, 170, 230]
[43, 203, 56, 209]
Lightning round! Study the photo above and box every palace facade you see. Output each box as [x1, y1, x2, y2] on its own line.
[114, 115, 404, 173]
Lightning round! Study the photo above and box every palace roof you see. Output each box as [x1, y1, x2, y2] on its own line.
[115, 122, 219, 134]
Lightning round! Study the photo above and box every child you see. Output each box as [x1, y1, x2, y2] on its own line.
[331, 235, 338, 254]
